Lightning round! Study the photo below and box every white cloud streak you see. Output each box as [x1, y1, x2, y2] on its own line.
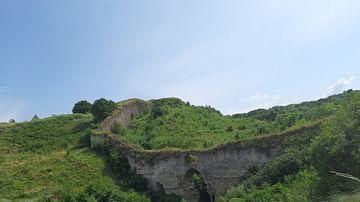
[328, 76, 356, 95]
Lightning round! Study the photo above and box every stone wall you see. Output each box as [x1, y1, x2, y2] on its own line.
[101, 99, 150, 131]
[92, 100, 321, 202]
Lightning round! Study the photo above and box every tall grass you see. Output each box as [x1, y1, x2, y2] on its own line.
[0, 114, 147, 200]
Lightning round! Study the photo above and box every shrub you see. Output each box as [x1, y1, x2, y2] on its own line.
[46, 180, 151, 202]
[310, 95, 360, 195]
[218, 171, 317, 202]
[111, 123, 126, 135]
[186, 154, 199, 165]
[72, 100, 92, 114]
[227, 126, 234, 132]
[235, 132, 240, 140]
[91, 98, 117, 122]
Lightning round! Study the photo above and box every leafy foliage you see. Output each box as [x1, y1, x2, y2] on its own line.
[218, 90, 360, 202]
[111, 123, 126, 135]
[123, 98, 279, 149]
[2, 90, 360, 201]
[72, 100, 92, 114]
[91, 98, 117, 122]
[44, 179, 150, 202]
[120, 91, 358, 150]
[217, 171, 317, 202]
[310, 92, 360, 196]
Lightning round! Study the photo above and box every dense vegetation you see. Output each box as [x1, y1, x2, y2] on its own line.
[72, 100, 92, 114]
[1, 90, 360, 201]
[217, 90, 360, 202]
[119, 91, 355, 150]
[91, 98, 117, 122]
[0, 114, 150, 201]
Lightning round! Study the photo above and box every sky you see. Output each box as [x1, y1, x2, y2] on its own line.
[1, 0, 360, 122]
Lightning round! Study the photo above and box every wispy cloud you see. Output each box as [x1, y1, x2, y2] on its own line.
[0, 98, 27, 122]
[0, 86, 10, 93]
[328, 76, 356, 95]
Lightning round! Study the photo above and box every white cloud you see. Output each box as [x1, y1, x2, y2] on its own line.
[328, 76, 356, 95]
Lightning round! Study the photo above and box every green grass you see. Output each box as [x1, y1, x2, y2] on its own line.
[217, 170, 317, 202]
[118, 92, 352, 150]
[1, 90, 359, 201]
[0, 114, 146, 201]
[121, 98, 282, 150]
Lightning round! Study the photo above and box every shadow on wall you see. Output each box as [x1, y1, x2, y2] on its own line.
[181, 168, 214, 202]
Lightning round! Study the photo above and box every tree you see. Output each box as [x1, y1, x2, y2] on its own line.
[72, 100, 92, 114]
[91, 98, 117, 122]
[310, 93, 360, 194]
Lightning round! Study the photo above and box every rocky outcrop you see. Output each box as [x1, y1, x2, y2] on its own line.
[101, 99, 150, 131]
[91, 100, 321, 202]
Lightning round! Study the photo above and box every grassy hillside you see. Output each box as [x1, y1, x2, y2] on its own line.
[1, 90, 359, 201]
[121, 98, 275, 149]
[0, 114, 149, 201]
[217, 90, 360, 202]
[119, 90, 357, 150]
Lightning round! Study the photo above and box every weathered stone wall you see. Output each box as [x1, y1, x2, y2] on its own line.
[92, 100, 321, 202]
[101, 99, 150, 131]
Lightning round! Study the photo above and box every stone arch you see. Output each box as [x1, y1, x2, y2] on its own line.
[181, 168, 213, 202]
[155, 181, 164, 192]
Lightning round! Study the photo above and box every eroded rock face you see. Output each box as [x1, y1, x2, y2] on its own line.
[124, 138, 283, 202]
[101, 99, 150, 131]
[92, 99, 321, 202]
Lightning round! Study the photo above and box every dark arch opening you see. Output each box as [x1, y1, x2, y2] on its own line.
[183, 168, 213, 202]
[155, 182, 164, 192]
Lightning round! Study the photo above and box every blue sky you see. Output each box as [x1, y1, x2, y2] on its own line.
[1, 0, 360, 122]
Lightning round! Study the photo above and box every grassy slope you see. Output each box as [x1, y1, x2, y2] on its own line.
[216, 90, 360, 202]
[1, 90, 358, 201]
[121, 91, 358, 150]
[123, 100, 275, 149]
[0, 114, 142, 201]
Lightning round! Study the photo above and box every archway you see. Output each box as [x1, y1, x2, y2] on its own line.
[182, 168, 213, 202]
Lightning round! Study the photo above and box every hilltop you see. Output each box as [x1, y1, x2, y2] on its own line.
[115, 90, 355, 150]
[1, 89, 360, 201]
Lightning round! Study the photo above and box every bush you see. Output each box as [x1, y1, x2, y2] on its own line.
[45, 180, 151, 202]
[227, 126, 234, 132]
[111, 123, 126, 135]
[217, 171, 317, 202]
[72, 100, 92, 114]
[91, 98, 117, 122]
[185, 154, 199, 165]
[245, 150, 306, 187]
[310, 94, 360, 195]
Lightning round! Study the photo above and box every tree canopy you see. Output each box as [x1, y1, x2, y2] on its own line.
[91, 98, 117, 122]
[72, 100, 92, 114]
